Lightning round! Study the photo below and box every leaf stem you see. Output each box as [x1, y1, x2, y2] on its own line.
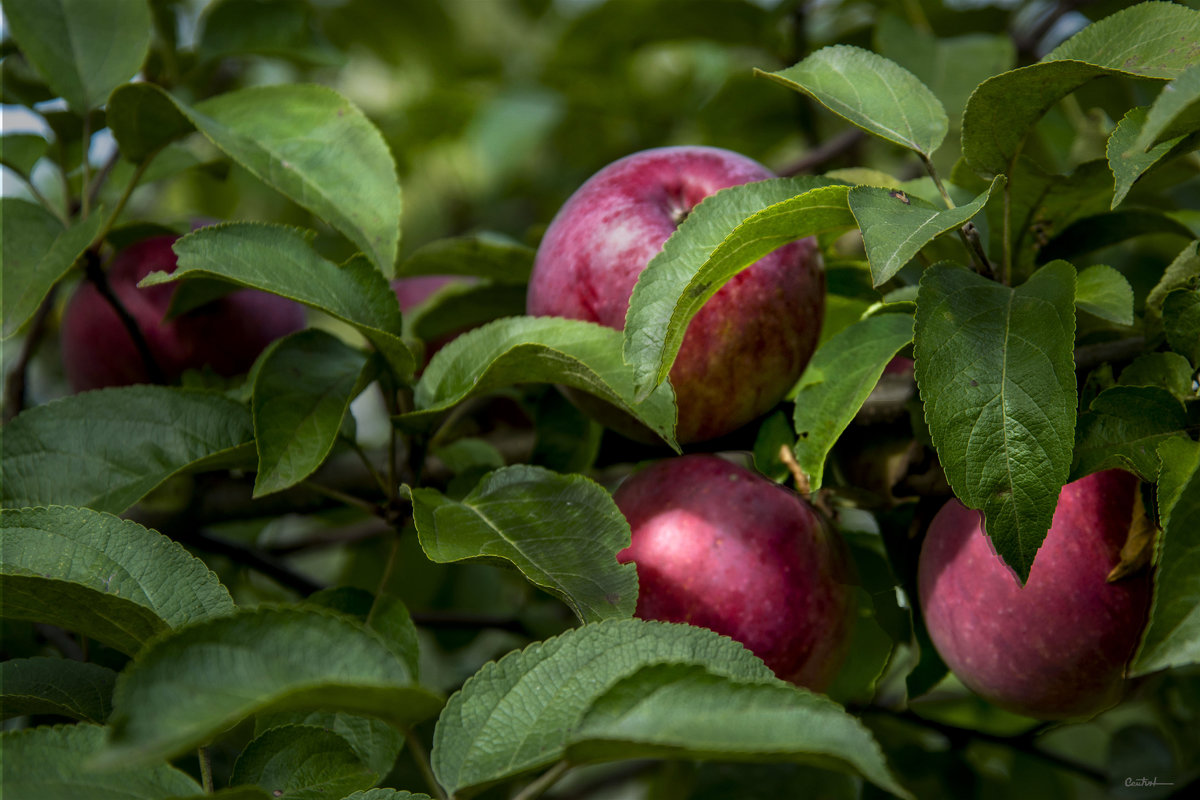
[345, 436, 392, 499]
[366, 533, 401, 629]
[198, 746, 214, 792]
[513, 761, 572, 800]
[1002, 180, 1014, 286]
[83, 249, 168, 384]
[3, 286, 58, 422]
[404, 728, 448, 800]
[87, 150, 121, 211]
[93, 153, 156, 248]
[920, 154, 994, 278]
[299, 479, 382, 516]
[80, 113, 93, 219]
[13, 171, 68, 225]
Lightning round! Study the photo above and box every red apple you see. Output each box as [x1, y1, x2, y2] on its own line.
[614, 455, 853, 690]
[527, 146, 824, 444]
[918, 470, 1152, 719]
[60, 235, 307, 392]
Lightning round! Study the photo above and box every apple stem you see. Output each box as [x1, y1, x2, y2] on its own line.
[83, 250, 168, 385]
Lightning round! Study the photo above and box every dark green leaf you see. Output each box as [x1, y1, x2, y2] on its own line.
[529, 389, 602, 476]
[397, 233, 534, 283]
[98, 607, 444, 768]
[2, 0, 151, 113]
[1071, 386, 1189, 481]
[1146, 241, 1200, 337]
[0, 506, 235, 655]
[431, 618, 773, 796]
[230, 725, 377, 800]
[256, 711, 403, 779]
[197, 0, 342, 66]
[792, 314, 915, 491]
[0, 657, 116, 723]
[1108, 107, 1193, 208]
[1074, 264, 1134, 325]
[1119, 352, 1197, 401]
[1164, 289, 1200, 365]
[1, 387, 254, 513]
[566, 664, 911, 800]
[1134, 64, 1200, 152]
[1132, 437, 1200, 674]
[403, 464, 638, 623]
[107, 83, 195, 164]
[758, 46, 947, 157]
[166, 790, 273, 800]
[406, 282, 527, 345]
[914, 262, 1077, 582]
[430, 438, 504, 475]
[0, 132, 48, 177]
[1039, 210, 1195, 266]
[341, 792, 430, 800]
[252, 330, 377, 497]
[304, 587, 421, 679]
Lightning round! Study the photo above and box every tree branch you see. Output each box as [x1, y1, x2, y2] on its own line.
[3, 287, 58, 422]
[83, 249, 166, 384]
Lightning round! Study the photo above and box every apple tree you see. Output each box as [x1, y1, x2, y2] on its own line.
[2, 1, 1199, 798]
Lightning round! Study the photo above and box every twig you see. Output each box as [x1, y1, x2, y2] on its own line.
[33, 624, 85, 661]
[87, 150, 121, 211]
[299, 479, 384, 517]
[778, 129, 865, 176]
[513, 761, 571, 800]
[1074, 337, 1145, 371]
[3, 287, 58, 422]
[408, 610, 535, 637]
[170, 527, 324, 596]
[405, 728, 448, 800]
[83, 249, 167, 383]
[555, 762, 658, 800]
[920, 153, 994, 278]
[198, 746, 214, 793]
[263, 518, 392, 555]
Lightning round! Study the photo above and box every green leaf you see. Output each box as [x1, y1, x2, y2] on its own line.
[0, 657, 116, 723]
[1146, 241, 1200, 336]
[1163, 289, 1200, 365]
[566, 664, 911, 800]
[1119, 352, 1197, 401]
[1074, 264, 1134, 325]
[304, 587, 421, 679]
[1071, 386, 1189, 482]
[252, 330, 377, 497]
[1039, 210, 1195, 266]
[2, 200, 104, 339]
[1135, 64, 1200, 152]
[530, 389, 603, 476]
[753, 410, 794, 484]
[107, 83, 195, 164]
[0, 724, 202, 800]
[408, 316, 679, 450]
[914, 262, 1077, 582]
[1, 0, 151, 113]
[963, 2, 1200, 176]
[0, 506, 235, 655]
[405, 282, 527, 346]
[430, 618, 773, 796]
[1132, 438, 1200, 675]
[403, 464, 638, 623]
[256, 711, 403, 779]
[167, 790, 274, 800]
[1, 387, 253, 513]
[1108, 107, 1194, 208]
[197, 0, 342, 66]
[792, 313, 915, 491]
[397, 233, 534, 283]
[849, 176, 1003, 286]
[341, 792, 430, 800]
[758, 46, 947, 157]
[623, 179, 853, 398]
[230, 725, 377, 800]
[98, 607, 444, 768]
[0, 133, 49, 177]
[156, 224, 415, 381]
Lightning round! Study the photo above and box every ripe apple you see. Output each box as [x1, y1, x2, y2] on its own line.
[527, 146, 824, 444]
[613, 455, 853, 689]
[917, 470, 1152, 719]
[60, 235, 307, 392]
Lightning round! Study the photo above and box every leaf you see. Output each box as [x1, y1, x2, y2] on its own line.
[405, 282, 527, 346]
[98, 607, 444, 768]
[1039, 210, 1195, 266]
[156, 224, 415, 381]
[107, 83, 195, 164]
[397, 233, 535, 283]
[1, 386, 254, 513]
[0, 724, 202, 800]
[758, 45, 947, 157]
[197, 0, 342, 66]
[1119, 352, 1197, 401]
[304, 587, 421, 679]
[408, 316, 679, 449]
[914, 262, 1077, 582]
[849, 177, 1003, 286]
[1, 132, 49, 176]
[1107, 490, 1157, 582]
[623, 179, 853, 398]
[0, 657, 116, 723]
[167, 790, 273, 800]
[1163, 289, 1200, 365]
[0, 506, 235, 655]
[791, 314, 915, 491]
[1108, 107, 1194, 208]
[1, 0, 151, 113]
[1074, 264, 1135, 325]
[256, 711, 403, 779]
[963, 2, 1200, 176]
[252, 330, 377, 497]
[1135, 64, 1200, 152]
[1132, 438, 1200, 674]
[1146, 241, 1200, 336]
[403, 464, 638, 623]
[341, 792, 430, 800]
[230, 725, 377, 800]
[566, 664, 911, 800]
[530, 389, 603, 476]
[431, 618, 773, 795]
[753, 410, 794, 484]
[1071, 386, 1189, 482]
[2, 201, 104, 339]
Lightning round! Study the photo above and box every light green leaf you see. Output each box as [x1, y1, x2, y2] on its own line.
[1132, 438, 1200, 674]
[156, 224, 415, 381]
[2, 200, 104, 339]
[1, 0, 151, 113]
[1, 387, 254, 513]
[753, 410, 794, 484]
[231, 725, 377, 800]
[408, 316, 679, 450]
[403, 465, 638, 623]
[1071, 386, 1189, 482]
[623, 179, 852, 398]
[107, 83, 195, 164]
[0, 657, 116, 723]
[0, 133, 49, 177]
[1163, 289, 1200, 365]
[256, 711, 403, 779]
[1108, 107, 1194, 209]
[566, 664, 911, 800]
[1135, 64, 1200, 152]
[1075, 264, 1134, 325]
[0, 724, 201, 800]
[792, 313, 915, 491]
[849, 176, 1003, 286]
[98, 607, 444, 768]
[397, 233, 534, 283]
[252, 330, 377, 497]
[0, 506, 235, 655]
[914, 262, 1077, 582]
[431, 618, 773, 796]
[758, 45, 947, 157]
[1119, 352, 1197, 401]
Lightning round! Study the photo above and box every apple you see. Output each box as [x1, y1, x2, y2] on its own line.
[613, 454, 854, 689]
[917, 470, 1152, 719]
[527, 146, 824, 444]
[60, 235, 307, 392]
